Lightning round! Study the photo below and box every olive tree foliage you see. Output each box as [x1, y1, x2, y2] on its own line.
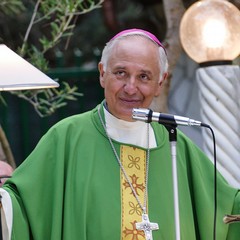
[0, 0, 103, 168]
[0, 0, 25, 14]
[0, 0, 104, 117]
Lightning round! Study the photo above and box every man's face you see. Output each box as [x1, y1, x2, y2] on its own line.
[99, 37, 163, 121]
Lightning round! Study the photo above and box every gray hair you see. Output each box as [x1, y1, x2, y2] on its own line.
[100, 34, 169, 81]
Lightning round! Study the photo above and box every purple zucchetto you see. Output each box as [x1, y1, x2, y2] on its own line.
[110, 28, 166, 54]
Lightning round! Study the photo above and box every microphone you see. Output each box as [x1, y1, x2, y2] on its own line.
[132, 108, 206, 127]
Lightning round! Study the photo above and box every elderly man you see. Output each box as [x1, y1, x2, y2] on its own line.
[1, 29, 240, 240]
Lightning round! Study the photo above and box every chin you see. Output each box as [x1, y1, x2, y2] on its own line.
[122, 117, 135, 122]
[119, 112, 134, 122]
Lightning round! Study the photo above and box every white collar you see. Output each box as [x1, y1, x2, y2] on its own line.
[103, 107, 157, 148]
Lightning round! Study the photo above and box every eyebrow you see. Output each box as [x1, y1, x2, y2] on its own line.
[112, 65, 126, 70]
[140, 69, 152, 74]
[111, 66, 153, 76]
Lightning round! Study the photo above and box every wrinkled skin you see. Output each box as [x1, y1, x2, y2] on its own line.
[99, 37, 167, 122]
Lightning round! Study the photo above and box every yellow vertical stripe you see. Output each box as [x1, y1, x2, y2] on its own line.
[120, 145, 146, 240]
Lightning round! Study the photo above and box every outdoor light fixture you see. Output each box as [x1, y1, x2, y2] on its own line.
[179, 0, 240, 188]
[180, 0, 240, 66]
[0, 44, 59, 91]
[0, 45, 59, 239]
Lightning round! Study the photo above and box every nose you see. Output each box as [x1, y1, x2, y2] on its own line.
[123, 77, 138, 95]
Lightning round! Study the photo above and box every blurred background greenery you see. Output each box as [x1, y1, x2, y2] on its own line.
[0, 0, 239, 167]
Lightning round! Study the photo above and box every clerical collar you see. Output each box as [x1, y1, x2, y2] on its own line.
[103, 103, 157, 148]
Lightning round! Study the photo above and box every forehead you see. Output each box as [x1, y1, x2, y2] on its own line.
[108, 37, 159, 68]
[111, 35, 158, 52]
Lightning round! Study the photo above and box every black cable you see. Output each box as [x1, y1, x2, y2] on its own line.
[201, 123, 217, 240]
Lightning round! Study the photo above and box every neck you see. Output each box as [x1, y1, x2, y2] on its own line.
[102, 105, 157, 148]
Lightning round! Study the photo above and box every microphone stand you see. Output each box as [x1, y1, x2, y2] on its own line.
[165, 124, 181, 240]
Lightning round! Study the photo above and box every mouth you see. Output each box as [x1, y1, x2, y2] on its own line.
[120, 98, 141, 105]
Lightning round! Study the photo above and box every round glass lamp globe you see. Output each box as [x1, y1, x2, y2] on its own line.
[180, 0, 240, 63]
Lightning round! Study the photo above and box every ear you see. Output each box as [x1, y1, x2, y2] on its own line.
[154, 72, 168, 97]
[98, 62, 105, 88]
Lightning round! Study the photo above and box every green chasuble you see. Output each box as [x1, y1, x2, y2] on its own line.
[2, 102, 240, 239]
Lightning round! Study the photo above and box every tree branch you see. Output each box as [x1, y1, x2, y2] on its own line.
[0, 125, 16, 169]
[150, 0, 185, 112]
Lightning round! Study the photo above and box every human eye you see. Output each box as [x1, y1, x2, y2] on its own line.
[113, 70, 127, 79]
[139, 73, 150, 82]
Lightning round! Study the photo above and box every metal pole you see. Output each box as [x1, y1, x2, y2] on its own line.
[166, 126, 181, 240]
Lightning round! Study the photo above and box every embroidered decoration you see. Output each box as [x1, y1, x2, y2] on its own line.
[121, 145, 147, 240]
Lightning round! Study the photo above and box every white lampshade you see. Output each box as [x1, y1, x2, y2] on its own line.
[0, 44, 59, 91]
[180, 0, 240, 64]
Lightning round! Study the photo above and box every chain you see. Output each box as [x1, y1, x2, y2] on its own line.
[98, 105, 150, 214]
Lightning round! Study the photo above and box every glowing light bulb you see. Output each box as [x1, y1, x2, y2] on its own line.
[202, 19, 227, 48]
[180, 0, 240, 63]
